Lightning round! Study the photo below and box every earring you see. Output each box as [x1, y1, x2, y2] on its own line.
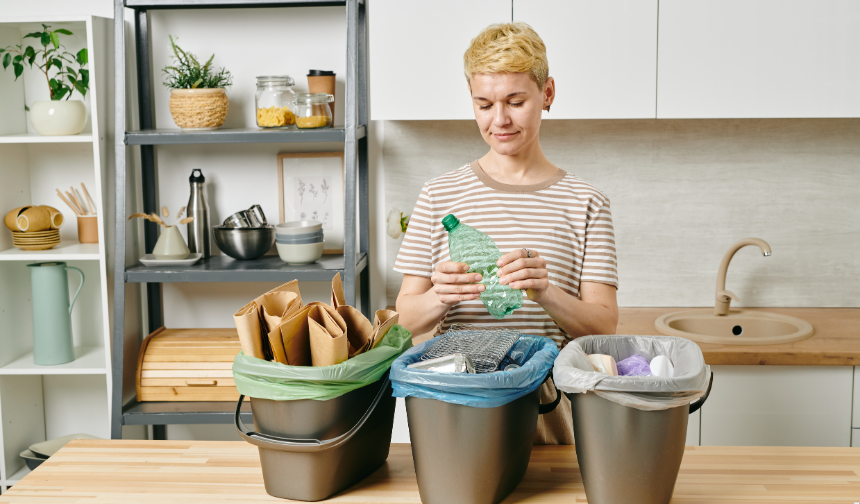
[544, 105, 551, 112]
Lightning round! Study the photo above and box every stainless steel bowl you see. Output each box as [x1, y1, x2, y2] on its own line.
[213, 226, 275, 260]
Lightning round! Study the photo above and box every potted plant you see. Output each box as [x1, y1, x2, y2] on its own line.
[0, 24, 89, 136]
[163, 35, 233, 130]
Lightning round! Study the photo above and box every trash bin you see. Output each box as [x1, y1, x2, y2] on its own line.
[553, 334, 713, 504]
[235, 376, 394, 501]
[391, 334, 560, 504]
[233, 324, 412, 501]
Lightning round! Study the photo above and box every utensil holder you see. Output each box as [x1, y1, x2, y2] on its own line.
[77, 215, 98, 244]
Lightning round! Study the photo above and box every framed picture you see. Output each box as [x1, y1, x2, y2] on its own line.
[277, 152, 345, 254]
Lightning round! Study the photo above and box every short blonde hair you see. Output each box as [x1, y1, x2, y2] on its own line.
[463, 22, 549, 90]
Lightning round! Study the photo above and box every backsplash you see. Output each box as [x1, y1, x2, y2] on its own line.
[383, 119, 860, 308]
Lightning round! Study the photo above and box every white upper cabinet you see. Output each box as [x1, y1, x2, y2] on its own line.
[658, 0, 860, 118]
[369, 0, 513, 120]
[514, 0, 658, 119]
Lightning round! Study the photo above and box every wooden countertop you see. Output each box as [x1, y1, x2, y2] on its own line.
[618, 307, 860, 366]
[4, 440, 860, 503]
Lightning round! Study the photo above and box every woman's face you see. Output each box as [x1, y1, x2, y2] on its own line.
[470, 72, 555, 157]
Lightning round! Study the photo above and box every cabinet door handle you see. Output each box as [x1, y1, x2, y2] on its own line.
[186, 380, 217, 387]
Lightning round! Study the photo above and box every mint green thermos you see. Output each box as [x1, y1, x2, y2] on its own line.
[27, 262, 84, 365]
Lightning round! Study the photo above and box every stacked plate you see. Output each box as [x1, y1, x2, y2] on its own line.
[12, 229, 60, 250]
[19, 433, 102, 469]
[275, 220, 324, 265]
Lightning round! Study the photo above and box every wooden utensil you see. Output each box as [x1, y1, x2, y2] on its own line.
[69, 186, 87, 215]
[57, 189, 82, 216]
[81, 183, 96, 215]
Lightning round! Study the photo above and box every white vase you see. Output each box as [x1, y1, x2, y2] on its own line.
[29, 100, 87, 136]
[152, 226, 190, 260]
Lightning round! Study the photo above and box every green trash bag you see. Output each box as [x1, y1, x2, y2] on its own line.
[232, 324, 413, 401]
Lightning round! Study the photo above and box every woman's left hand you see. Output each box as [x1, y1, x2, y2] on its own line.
[497, 248, 550, 302]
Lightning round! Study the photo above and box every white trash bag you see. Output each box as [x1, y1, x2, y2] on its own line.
[553, 335, 712, 411]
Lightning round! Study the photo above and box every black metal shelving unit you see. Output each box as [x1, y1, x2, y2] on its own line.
[111, 0, 369, 439]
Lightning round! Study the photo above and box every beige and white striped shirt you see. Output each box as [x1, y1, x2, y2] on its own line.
[394, 163, 618, 347]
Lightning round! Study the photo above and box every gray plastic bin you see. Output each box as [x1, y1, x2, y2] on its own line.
[568, 374, 713, 504]
[235, 376, 395, 501]
[406, 382, 560, 504]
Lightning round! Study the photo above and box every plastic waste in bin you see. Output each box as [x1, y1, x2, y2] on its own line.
[392, 335, 560, 504]
[553, 334, 713, 504]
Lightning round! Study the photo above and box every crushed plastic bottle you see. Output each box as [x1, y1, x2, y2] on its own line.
[442, 214, 522, 319]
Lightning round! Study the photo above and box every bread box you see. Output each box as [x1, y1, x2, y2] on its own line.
[137, 327, 241, 402]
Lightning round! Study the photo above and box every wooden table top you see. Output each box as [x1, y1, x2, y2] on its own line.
[3, 440, 860, 503]
[618, 307, 860, 366]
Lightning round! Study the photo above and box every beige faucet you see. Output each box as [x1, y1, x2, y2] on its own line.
[714, 238, 772, 316]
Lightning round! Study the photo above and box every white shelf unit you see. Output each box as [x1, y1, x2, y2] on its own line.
[0, 15, 112, 492]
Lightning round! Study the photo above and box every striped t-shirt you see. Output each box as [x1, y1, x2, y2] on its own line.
[394, 162, 618, 346]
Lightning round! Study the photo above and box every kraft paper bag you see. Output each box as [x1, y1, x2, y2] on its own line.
[372, 309, 399, 348]
[234, 301, 265, 359]
[338, 305, 374, 356]
[258, 291, 300, 333]
[273, 303, 320, 367]
[331, 272, 346, 308]
[331, 271, 400, 357]
[233, 280, 303, 361]
[308, 304, 349, 367]
[255, 280, 303, 332]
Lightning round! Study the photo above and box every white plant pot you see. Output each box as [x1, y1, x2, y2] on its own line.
[29, 100, 87, 136]
[152, 226, 190, 260]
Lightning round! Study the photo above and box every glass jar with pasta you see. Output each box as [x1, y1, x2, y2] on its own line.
[292, 93, 334, 129]
[255, 76, 297, 128]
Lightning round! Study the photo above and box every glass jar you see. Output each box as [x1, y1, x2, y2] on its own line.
[293, 93, 334, 129]
[255, 76, 296, 128]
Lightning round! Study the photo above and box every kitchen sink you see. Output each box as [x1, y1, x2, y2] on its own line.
[655, 308, 813, 345]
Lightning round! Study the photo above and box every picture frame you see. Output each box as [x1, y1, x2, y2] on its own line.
[277, 152, 345, 254]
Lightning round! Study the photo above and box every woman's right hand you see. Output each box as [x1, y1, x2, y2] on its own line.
[430, 262, 485, 306]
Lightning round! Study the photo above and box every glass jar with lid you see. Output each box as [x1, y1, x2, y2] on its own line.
[292, 93, 334, 129]
[255, 76, 297, 128]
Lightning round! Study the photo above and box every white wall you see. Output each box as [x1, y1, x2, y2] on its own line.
[383, 119, 860, 309]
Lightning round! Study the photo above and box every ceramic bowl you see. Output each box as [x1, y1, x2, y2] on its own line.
[213, 226, 275, 260]
[20, 449, 46, 470]
[276, 242, 324, 265]
[275, 233, 324, 245]
[275, 220, 323, 236]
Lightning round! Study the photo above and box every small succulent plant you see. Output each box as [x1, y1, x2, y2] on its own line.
[162, 35, 232, 89]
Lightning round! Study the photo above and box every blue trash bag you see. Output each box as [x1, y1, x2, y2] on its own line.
[390, 334, 559, 408]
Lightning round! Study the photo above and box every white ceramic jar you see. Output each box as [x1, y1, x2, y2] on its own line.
[29, 100, 87, 136]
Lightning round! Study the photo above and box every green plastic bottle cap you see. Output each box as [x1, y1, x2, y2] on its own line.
[441, 214, 460, 232]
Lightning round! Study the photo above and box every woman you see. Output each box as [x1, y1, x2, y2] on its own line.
[394, 23, 619, 444]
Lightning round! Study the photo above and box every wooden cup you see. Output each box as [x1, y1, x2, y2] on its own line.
[18, 206, 53, 232]
[4, 206, 31, 231]
[77, 215, 98, 244]
[45, 206, 65, 230]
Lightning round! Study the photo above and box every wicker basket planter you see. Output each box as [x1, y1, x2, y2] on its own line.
[168, 88, 229, 129]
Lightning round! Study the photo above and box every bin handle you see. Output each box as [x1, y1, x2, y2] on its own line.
[538, 374, 562, 415]
[688, 373, 713, 415]
[234, 376, 391, 454]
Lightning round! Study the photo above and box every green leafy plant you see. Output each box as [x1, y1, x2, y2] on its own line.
[162, 35, 232, 89]
[0, 24, 89, 101]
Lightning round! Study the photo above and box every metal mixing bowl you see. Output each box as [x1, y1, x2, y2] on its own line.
[213, 225, 275, 260]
